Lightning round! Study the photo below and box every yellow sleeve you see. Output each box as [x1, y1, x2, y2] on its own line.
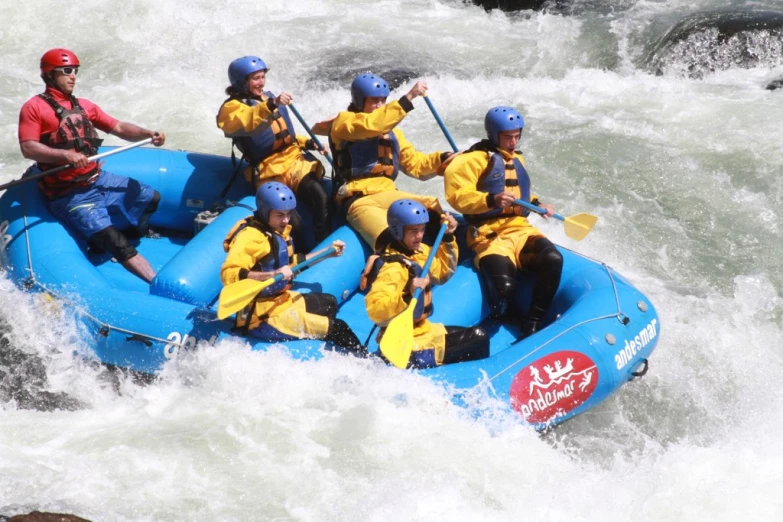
[365, 263, 410, 326]
[330, 101, 408, 142]
[216, 99, 275, 137]
[429, 239, 458, 286]
[311, 118, 334, 136]
[295, 134, 310, 149]
[220, 228, 272, 285]
[443, 151, 493, 215]
[394, 128, 443, 178]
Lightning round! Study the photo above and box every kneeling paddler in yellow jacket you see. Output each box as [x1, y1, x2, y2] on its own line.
[221, 182, 364, 354]
[217, 56, 332, 243]
[324, 74, 454, 248]
[444, 106, 564, 340]
[362, 199, 489, 368]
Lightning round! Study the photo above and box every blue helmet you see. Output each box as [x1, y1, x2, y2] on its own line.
[255, 182, 296, 223]
[228, 56, 269, 91]
[351, 74, 390, 110]
[484, 106, 525, 146]
[387, 199, 429, 241]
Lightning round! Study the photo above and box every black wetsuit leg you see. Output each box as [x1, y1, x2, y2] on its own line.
[324, 318, 366, 357]
[517, 235, 564, 337]
[288, 209, 306, 249]
[478, 254, 518, 319]
[425, 209, 443, 244]
[518, 236, 563, 315]
[136, 190, 160, 236]
[442, 326, 490, 364]
[302, 293, 366, 357]
[297, 173, 331, 243]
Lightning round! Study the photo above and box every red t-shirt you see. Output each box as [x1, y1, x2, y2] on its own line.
[18, 86, 119, 144]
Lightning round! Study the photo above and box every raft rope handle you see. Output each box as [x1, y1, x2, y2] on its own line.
[21, 189, 35, 286]
[19, 201, 193, 350]
[29, 279, 195, 349]
[16, 207, 630, 362]
[487, 256, 626, 385]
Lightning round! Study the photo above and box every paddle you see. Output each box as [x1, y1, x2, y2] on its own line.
[217, 245, 337, 319]
[422, 95, 598, 241]
[288, 103, 334, 169]
[514, 199, 597, 241]
[379, 221, 449, 369]
[0, 137, 154, 192]
[422, 94, 459, 153]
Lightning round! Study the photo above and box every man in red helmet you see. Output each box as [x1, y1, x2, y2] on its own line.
[17, 48, 166, 283]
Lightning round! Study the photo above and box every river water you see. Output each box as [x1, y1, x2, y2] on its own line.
[1, 0, 782, 520]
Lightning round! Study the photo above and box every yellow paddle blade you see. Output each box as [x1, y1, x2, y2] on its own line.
[217, 278, 276, 320]
[563, 213, 598, 241]
[379, 298, 417, 369]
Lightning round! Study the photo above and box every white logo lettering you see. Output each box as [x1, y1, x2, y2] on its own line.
[163, 331, 218, 359]
[520, 355, 597, 419]
[615, 318, 658, 370]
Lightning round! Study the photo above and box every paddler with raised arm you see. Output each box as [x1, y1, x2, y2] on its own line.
[324, 74, 454, 247]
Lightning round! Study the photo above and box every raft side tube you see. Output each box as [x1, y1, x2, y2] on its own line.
[150, 196, 255, 306]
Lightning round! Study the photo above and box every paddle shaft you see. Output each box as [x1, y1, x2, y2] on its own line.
[423, 100, 583, 229]
[412, 221, 449, 301]
[281, 245, 338, 278]
[514, 198, 566, 222]
[423, 102, 592, 233]
[288, 103, 334, 168]
[422, 95, 459, 153]
[217, 246, 338, 319]
[378, 222, 449, 368]
[253, 245, 338, 288]
[0, 137, 154, 192]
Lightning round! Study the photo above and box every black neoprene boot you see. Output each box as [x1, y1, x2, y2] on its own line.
[325, 318, 368, 358]
[519, 306, 546, 339]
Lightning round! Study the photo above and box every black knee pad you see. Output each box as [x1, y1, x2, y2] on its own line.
[541, 247, 563, 270]
[89, 226, 137, 262]
[303, 292, 338, 317]
[479, 255, 518, 317]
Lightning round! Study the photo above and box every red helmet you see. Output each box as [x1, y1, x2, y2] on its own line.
[40, 48, 80, 73]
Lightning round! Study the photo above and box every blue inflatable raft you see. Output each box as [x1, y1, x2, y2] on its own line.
[0, 147, 660, 430]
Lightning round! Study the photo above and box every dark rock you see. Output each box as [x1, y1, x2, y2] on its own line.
[766, 76, 783, 90]
[307, 50, 424, 92]
[0, 322, 84, 412]
[6, 512, 91, 522]
[470, 0, 549, 11]
[646, 9, 783, 78]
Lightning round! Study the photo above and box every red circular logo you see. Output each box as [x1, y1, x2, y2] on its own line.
[509, 350, 599, 424]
